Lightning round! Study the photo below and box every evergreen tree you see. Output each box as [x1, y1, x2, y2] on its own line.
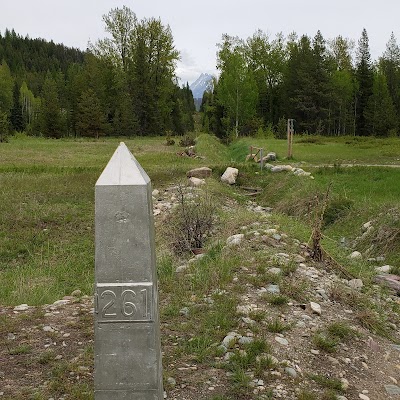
[76, 88, 107, 138]
[0, 61, 13, 116]
[0, 111, 9, 142]
[355, 28, 374, 136]
[10, 81, 24, 131]
[364, 72, 397, 136]
[39, 74, 64, 138]
[379, 32, 400, 127]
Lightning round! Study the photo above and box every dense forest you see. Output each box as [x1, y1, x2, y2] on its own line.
[1, 7, 399, 141]
[0, 6, 195, 140]
[202, 29, 400, 139]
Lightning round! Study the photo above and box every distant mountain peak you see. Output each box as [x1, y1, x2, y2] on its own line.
[190, 73, 214, 99]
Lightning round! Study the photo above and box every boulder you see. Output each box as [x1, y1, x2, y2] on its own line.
[348, 279, 363, 290]
[186, 167, 212, 179]
[374, 274, 400, 294]
[221, 167, 239, 184]
[271, 165, 293, 173]
[188, 177, 205, 187]
[261, 152, 276, 162]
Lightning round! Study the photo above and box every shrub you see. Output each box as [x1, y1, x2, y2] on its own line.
[179, 134, 196, 147]
[169, 186, 216, 254]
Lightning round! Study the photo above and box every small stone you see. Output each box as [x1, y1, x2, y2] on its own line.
[266, 284, 280, 294]
[275, 337, 288, 346]
[310, 349, 320, 355]
[43, 326, 55, 333]
[179, 307, 189, 317]
[349, 251, 362, 259]
[7, 333, 16, 340]
[176, 264, 189, 273]
[389, 376, 398, 385]
[189, 177, 205, 187]
[385, 385, 400, 395]
[239, 336, 254, 345]
[309, 302, 322, 316]
[268, 268, 282, 275]
[152, 189, 160, 197]
[13, 304, 29, 311]
[358, 394, 369, 400]
[285, 367, 297, 378]
[222, 335, 237, 348]
[62, 333, 71, 338]
[293, 255, 306, 263]
[376, 265, 391, 273]
[167, 377, 176, 386]
[242, 317, 256, 325]
[52, 299, 70, 307]
[348, 279, 363, 290]
[341, 378, 349, 390]
[328, 356, 339, 365]
[226, 234, 244, 246]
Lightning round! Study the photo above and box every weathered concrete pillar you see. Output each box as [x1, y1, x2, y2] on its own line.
[94, 142, 163, 399]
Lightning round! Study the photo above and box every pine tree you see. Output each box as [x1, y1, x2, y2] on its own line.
[39, 74, 64, 138]
[355, 28, 374, 136]
[364, 72, 397, 136]
[380, 32, 400, 127]
[0, 61, 13, 116]
[10, 81, 24, 131]
[76, 88, 107, 138]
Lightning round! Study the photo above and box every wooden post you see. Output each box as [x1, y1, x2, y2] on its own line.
[287, 119, 294, 159]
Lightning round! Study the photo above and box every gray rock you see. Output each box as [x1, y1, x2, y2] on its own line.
[293, 254, 306, 263]
[52, 299, 70, 307]
[275, 337, 288, 346]
[238, 336, 254, 345]
[222, 335, 237, 348]
[266, 284, 280, 294]
[271, 165, 293, 173]
[13, 304, 29, 311]
[226, 234, 244, 246]
[189, 177, 205, 187]
[221, 167, 239, 184]
[348, 279, 363, 290]
[179, 307, 190, 317]
[152, 189, 160, 197]
[309, 302, 322, 316]
[284, 367, 297, 378]
[341, 378, 349, 390]
[375, 265, 391, 273]
[167, 377, 176, 386]
[385, 385, 400, 395]
[349, 251, 362, 259]
[268, 268, 282, 275]
[186, 167, 212, 179]
[176, 264, 189, 273]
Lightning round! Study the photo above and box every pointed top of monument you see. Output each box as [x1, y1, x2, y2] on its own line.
[96, 142, 150, 186]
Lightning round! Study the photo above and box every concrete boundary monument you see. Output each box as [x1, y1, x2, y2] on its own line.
[94, 142, 163, 399]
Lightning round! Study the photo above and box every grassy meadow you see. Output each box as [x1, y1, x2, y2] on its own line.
[0, 133, 399, 306]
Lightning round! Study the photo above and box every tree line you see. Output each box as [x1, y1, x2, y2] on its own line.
[0, 6, 195, 141]
[202, 29, 400, 139]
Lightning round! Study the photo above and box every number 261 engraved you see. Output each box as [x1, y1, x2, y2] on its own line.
[97, 286, 151, 321]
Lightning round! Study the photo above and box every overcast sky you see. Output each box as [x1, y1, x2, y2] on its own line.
[1, 0, 399, 84]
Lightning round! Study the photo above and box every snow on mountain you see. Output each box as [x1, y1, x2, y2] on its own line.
[190, 73, 214, 99]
